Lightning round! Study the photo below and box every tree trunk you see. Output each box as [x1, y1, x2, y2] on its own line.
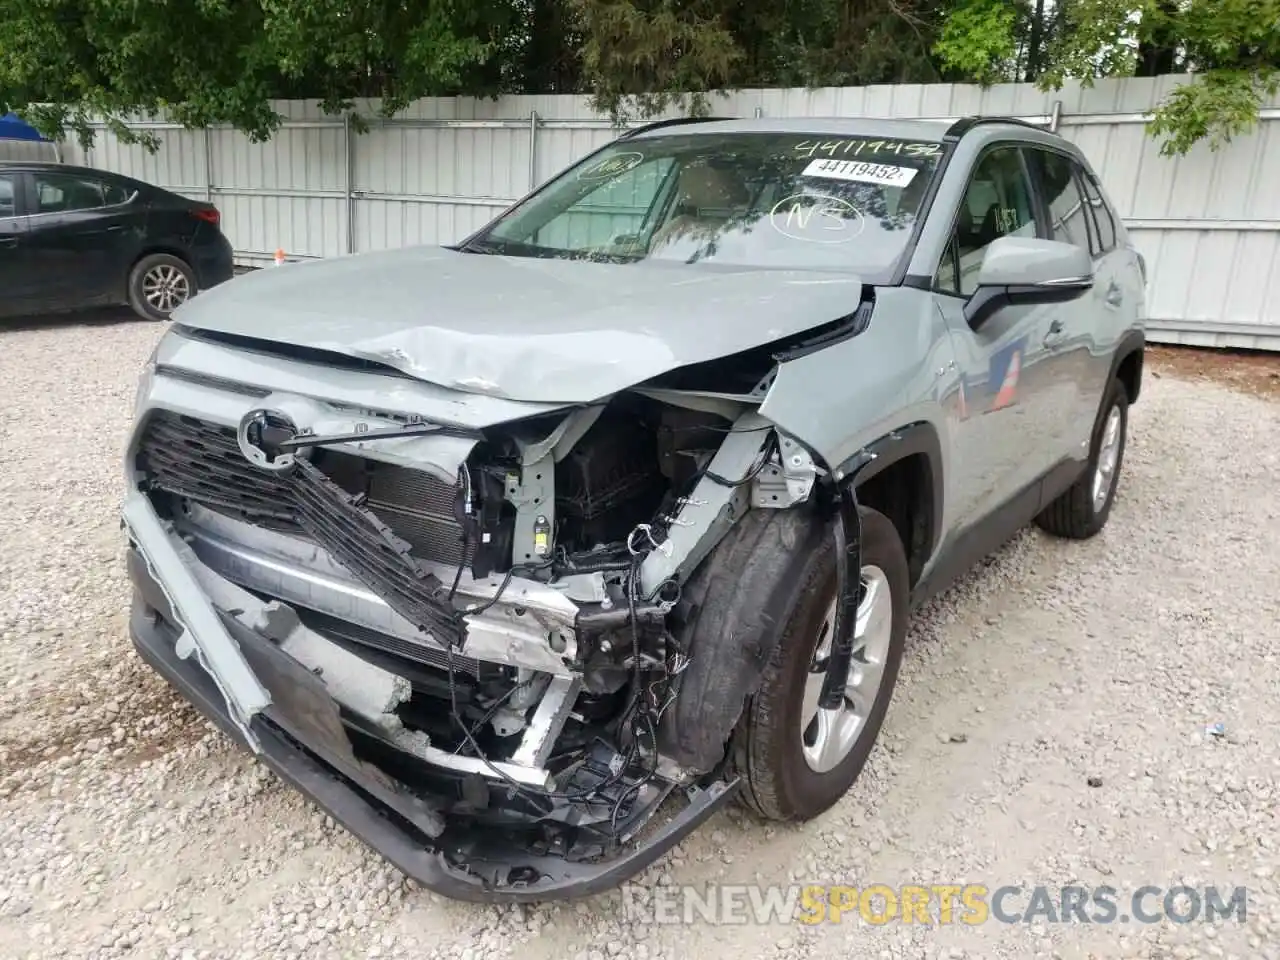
[1025, 0, 1047, 81]
[1136, 0, 1180, 76]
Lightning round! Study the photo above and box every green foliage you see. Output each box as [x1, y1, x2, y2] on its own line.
[934, 0, 1019, 85]
[0, 0, 512, 148]
[1, 0, 1278, 157]
[572, 0, 742, 124]
[1146, 69, 1280, 155]
[1040, 0, 1280, 155]
[574, 0, 946, 124]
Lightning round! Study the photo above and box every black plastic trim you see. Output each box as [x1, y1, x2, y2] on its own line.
[836, 423, 944, 555]
[772, 288, 875, 362]
[885, 138, 963, 287]
[944, 116, 1054, 140]
[818, 482, 863, 710]
[617, 116, 736, 140]
[965, 280, 1091, 331]
[173, 324, 413, 380]
[1107, 328, 1146, 404]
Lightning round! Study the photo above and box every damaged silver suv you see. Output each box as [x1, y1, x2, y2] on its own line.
[123, 116, 1145, 901]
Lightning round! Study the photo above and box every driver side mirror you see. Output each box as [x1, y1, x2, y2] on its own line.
[964, 236, 1094, 331]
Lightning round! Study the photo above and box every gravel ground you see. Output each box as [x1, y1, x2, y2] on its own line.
[1, 314, 1277, 960]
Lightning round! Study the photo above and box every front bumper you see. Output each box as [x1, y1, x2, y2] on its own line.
[125, 514, 737, 903]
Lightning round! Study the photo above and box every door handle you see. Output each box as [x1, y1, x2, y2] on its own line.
[0, 236, 16, 248]
[1043, 318, 1065, 346]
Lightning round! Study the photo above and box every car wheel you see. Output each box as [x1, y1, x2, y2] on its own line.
[1035, 376, 1129, 540]
[128, 253, 197, 321]
[730, 506, 909, 822]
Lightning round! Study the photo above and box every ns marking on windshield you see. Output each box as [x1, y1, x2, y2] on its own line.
[769, 194, 865, 243]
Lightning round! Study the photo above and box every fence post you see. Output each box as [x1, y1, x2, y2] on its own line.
[344, 112, 355, 254]
[203, 126, 213, 203]
[528, 110, 540, 191]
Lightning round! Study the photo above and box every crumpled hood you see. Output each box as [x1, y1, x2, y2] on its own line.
[175, 246, 864, 404]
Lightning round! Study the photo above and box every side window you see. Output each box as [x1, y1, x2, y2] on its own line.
[1029, 150, 1090, 252]
[0, 175, 15, 218]
[32, 173, 110, 215]
[936, 146, 1036, 297]
[103, 181, 131, 206]
[1078, 170, 1117, 254]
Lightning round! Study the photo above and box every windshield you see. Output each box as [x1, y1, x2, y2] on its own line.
[467, 131, 944, 275]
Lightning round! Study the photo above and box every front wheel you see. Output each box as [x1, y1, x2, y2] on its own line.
[731, 506, 909, 821]
[128, 253, 197, 321]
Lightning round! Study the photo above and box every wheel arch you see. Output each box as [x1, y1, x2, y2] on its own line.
[129, 245, 195, 277]
[835, 421, 944, 590]
[1109, 329, 1145, 406]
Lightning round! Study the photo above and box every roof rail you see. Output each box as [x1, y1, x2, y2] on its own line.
[616, 116, 734, 139]
[944, 115, 1052, 141]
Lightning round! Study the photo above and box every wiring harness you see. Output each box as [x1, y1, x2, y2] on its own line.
[430, 430, 778, 839]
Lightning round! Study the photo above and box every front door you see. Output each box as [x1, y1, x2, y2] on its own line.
[931, 144, 1073, 531]
[0, 172, 31, 319]
[23, 170, 133, 310]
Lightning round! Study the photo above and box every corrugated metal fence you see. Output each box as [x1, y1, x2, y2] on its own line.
[63, 76, 1280, 350]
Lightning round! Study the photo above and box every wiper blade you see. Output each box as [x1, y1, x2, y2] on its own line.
[455, 238, 499, 255]
[278, 420, 482, 452]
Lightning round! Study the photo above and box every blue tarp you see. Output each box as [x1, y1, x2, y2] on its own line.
[0, 113, 48, 142]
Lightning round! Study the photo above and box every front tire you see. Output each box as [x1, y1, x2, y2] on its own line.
[731, 506, 909, 822]
[128, 253, 196, 321]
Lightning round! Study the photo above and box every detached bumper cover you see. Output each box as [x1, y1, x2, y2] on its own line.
[125, 514, 737, 903]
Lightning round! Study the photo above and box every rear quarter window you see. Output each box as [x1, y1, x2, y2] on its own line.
[1078, 170, 1118, 254]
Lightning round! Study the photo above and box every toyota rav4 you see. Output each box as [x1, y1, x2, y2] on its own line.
[123, 115, 1145, 902]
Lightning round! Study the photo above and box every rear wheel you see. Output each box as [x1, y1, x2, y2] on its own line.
[1035, 375, 1128, 539]
[128, 253, 196, 321]
[731, 506, 909, 821]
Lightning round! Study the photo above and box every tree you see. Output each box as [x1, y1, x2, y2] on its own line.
[935, 0, 1280, 155]
[3, 0, 1278, 156]
[0, 0, 518, 148]
[573, 0, 948, 122]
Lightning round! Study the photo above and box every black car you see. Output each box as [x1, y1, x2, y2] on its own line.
[0, 161, 235, 321]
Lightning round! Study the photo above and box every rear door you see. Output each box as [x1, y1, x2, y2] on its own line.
[1024, 148, 1113, 457]
[0, 171, 30, 317]
[24, 171, 141, 309]
[1075, 164, 1141, 429]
